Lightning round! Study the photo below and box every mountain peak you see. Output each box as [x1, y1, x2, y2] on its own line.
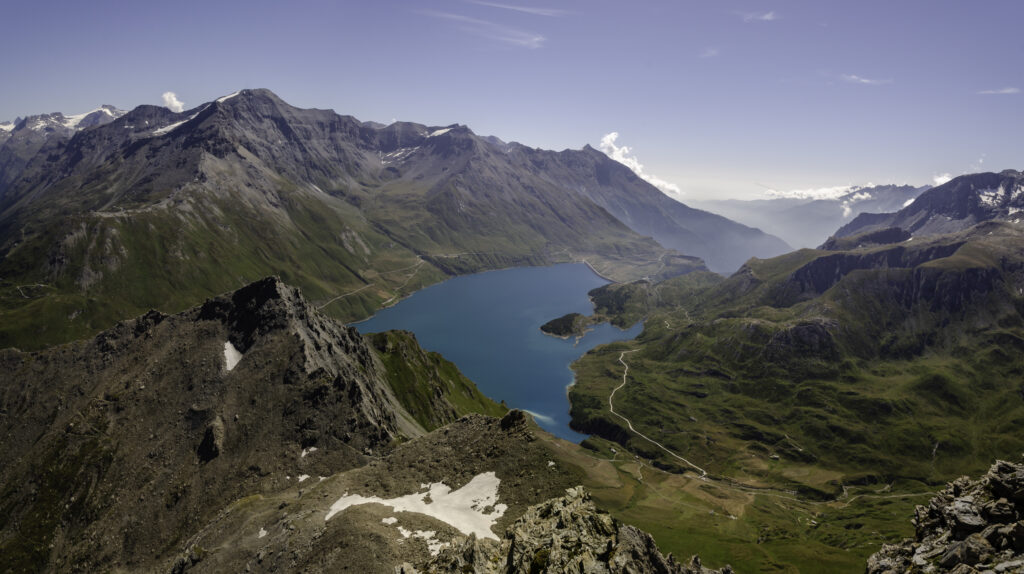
[836, 170, 1024, 239]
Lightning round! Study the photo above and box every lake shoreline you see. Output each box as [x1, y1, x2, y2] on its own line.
[354, 263, 642, 442]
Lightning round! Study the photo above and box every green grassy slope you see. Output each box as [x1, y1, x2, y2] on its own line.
[563, 222, 1024, 571]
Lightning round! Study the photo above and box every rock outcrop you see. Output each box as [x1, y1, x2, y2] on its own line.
[413, 486, 732, 574]
[867, 458, 1024, 573]
[0, 277, 494, 573]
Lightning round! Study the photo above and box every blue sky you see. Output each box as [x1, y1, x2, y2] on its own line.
[2, 1, 1021, 199]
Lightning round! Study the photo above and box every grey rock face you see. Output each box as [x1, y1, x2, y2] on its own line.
[416, 486, 732, 574]
[836, 170, 1024, 240]
[867, 458, 1024, 573]
[0, 276, 430, 572]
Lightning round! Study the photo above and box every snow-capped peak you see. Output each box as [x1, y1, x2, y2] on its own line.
[0, 122, 14, 133]
[11, 106, 127, 134]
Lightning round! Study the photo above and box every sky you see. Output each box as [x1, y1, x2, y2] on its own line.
[1, 0, 1021, 200]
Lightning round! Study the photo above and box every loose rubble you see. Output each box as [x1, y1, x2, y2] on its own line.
[867, 458, 1024, 573]
[402, 486, 732, 574]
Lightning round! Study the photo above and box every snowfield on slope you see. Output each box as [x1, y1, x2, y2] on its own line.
[325, 471, 507, 539]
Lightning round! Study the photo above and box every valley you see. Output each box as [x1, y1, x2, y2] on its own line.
[2, 88, 1023, 573]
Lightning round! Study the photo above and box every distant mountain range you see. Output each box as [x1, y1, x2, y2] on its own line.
[0, 89, 786, 349]
[691, 184, 929, 248]
[836, 170, 1024, 239]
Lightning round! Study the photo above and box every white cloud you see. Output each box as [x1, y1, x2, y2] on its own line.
[467, 1, 567, 17]
[740, 11, 777, 22]
[977, 87, 1020, 95]
[933, 173, 953, 186]
[599, 132, 683, 199]
[763, 184, 856, 200]
[841, 74, 892, 86]
[162, 91, 185, 113]
[522, 409, 554, 425]
[840, 192, 872, 218]
[699, 47, 720, 59]
[424, 11, 545, 48]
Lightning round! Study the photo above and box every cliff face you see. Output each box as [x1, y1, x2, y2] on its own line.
[773, 241, 965, 304]
[0, 277, 492, 572]
[867, 458, 1024, 574]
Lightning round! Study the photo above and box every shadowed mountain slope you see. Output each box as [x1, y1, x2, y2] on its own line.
[0, 276, 506, 572]
[0, 89, 718, 350]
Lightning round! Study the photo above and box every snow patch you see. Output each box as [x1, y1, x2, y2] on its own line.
[979, 187, 1003, 208]
[152, 119, 189, 136]
[547, 461, 556, 467]
[301, 446, 318, 458]
[380, 147, 419, 165]
[428, 128, 452, 137]
[396, 528, 448, 556]
[151, 107, 207, 136]
[298, 474, 310, 483]
[903, 198, 916, 208]
[382, 517, 398, 525]
[217, 91, 240, 103]
[61, 112, 89, 129]
[223, 341, 242, 371]
[325, 471, 507, 540]
[258, 527, 267, 538]
[1013, 184, 1024, 201]
[0, 123, 13, 132]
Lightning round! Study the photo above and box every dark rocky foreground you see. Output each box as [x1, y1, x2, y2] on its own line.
[867, 458, 1024, 573]
[409, 486, 731, 574]
[0, 276, 727, 573]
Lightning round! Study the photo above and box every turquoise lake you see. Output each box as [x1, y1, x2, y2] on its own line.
[355, 263, 642, 442]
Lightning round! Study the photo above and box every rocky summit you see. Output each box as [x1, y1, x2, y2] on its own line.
[0, 276, 501, 572]
[411, 486, 732, 574]
[867, 458, 1024, 573]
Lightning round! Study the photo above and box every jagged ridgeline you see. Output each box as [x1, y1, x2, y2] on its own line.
[0, 88, 793, 350]
[0, 277, 728, 573]
[868, 458, 1024, 573]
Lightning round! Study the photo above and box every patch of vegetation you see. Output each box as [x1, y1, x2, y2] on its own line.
[539, 312, 592, 338]
[563, 223, 1024, 572]
[368, 330, 506, 431]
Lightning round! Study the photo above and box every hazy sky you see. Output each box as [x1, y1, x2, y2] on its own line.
[2, 1, 1021, 200]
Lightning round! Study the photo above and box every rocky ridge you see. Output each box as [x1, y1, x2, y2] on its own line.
[0, 88, 715, 350]
[409, 486, 732, 574]
[0, 276, 499, 572]
[867, 458, 1024, 573]
[836, 171, 1024, 240]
